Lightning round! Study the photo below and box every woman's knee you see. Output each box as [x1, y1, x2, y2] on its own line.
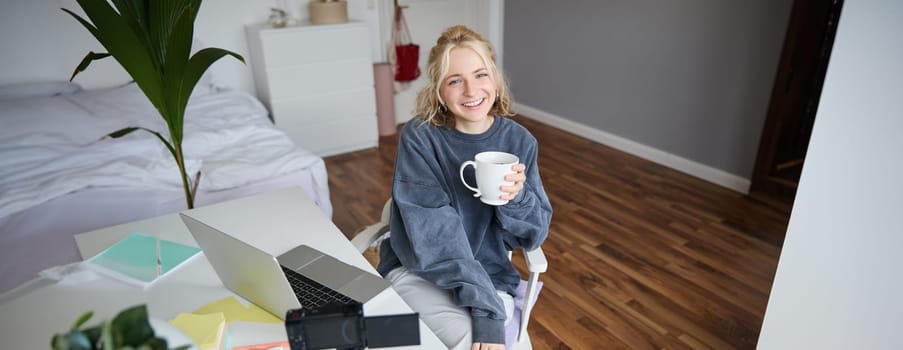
[386, 267, 472, 348]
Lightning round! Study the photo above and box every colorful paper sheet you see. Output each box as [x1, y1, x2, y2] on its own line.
[192, 296, 281, 324]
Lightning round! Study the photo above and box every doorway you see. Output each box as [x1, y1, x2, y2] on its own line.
[750, 0, 844, 209]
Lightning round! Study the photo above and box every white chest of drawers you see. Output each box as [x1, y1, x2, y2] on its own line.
[246, 22, 377, 156]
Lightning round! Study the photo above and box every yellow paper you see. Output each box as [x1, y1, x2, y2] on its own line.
[169, 312, 225, 350]
[192, 296, 281, 324]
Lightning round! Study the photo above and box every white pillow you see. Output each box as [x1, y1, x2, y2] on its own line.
[0, 81, 83, 100]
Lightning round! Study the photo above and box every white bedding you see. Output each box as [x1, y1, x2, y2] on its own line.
[0, 83, 321, 217]
[0, 83, 333, 293]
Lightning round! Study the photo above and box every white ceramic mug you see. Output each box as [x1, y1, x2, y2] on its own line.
[459, 151, 519, 205]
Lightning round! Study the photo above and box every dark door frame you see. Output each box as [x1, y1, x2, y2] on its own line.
[750, 0, 844, 208]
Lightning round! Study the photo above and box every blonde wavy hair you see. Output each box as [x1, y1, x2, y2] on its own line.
[414, 25, 514, 128]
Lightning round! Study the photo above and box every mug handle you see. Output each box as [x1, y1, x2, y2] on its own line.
[459, 161, 481, 197]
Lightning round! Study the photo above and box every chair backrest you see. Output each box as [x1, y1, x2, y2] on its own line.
[349, 199, 392, 253]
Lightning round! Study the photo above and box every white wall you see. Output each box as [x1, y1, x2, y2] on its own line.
[0, 0, 384, 95]
[0, 0, 127, 89]
[757, 1, 903, 349]
[503, 1, 792, 188]
[0, 0, 497, 124]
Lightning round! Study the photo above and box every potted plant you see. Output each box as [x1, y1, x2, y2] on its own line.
[63, 0, 244, 209]
[51, 304, 190, 350]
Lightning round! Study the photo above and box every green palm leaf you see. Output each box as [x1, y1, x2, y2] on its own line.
[64, 0, 164, 106]
[173, 47, 245, 135]
[69, 52, 111, 81]
[108, 0, 154, 65]
[160, 3, 196, 142]
[64, 0, 243, 209]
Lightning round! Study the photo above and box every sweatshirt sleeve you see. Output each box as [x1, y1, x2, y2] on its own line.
[496, 135, 553, 251]
[389, 125, 507, 344]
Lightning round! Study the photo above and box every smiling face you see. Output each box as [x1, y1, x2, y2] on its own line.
[439, 47, 497, 134]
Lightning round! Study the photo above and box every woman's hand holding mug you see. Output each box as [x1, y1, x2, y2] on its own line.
[499, 163, 526, 201]
[459, 151, 523, 205]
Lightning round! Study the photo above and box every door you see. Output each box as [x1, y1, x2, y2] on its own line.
[750, 0, 844, 208]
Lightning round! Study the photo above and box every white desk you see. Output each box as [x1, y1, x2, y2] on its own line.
[0, 187, 444, 349]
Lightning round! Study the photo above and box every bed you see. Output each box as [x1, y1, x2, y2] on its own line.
[0, 81, 333, 293]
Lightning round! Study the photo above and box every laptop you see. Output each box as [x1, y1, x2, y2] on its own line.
[179, 213, 391, 319]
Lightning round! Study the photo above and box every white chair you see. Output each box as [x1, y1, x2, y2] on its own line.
[351, 199, 548, 349]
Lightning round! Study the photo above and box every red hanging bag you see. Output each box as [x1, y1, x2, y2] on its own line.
[393, 6, 420, 82]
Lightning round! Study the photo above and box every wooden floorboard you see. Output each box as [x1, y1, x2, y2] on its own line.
[324, 115, 789, 349]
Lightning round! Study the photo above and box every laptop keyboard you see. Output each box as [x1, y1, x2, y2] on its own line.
[281, 265, 355, 309]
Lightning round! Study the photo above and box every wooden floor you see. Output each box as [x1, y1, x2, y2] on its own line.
[324, 116, 789, 349]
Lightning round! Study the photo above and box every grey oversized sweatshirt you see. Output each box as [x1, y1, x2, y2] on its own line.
[376, 117, 552, 344]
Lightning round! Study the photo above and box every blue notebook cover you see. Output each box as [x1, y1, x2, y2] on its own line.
[87, 232, 200, 288]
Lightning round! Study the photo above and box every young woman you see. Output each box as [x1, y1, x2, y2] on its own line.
[376, 25, 552, 350]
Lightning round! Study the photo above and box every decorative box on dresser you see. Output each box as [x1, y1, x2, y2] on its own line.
[246, 21, 377, 156]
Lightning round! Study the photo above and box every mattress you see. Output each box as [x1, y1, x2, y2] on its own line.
[0, 82, 333, 293]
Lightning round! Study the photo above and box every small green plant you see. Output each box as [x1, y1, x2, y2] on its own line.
[63, 0, 244, 209]
[51, 304, 190, 350]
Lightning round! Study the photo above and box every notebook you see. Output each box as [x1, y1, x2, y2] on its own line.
[87, 232, 200, 289]
[179, 213, 391, 319]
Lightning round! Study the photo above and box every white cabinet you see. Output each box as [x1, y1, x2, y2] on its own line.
[246, 22, 377, 156]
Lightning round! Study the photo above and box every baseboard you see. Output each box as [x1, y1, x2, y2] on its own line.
[316, 140, 379, 158]
[514, 103, 751, 194]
